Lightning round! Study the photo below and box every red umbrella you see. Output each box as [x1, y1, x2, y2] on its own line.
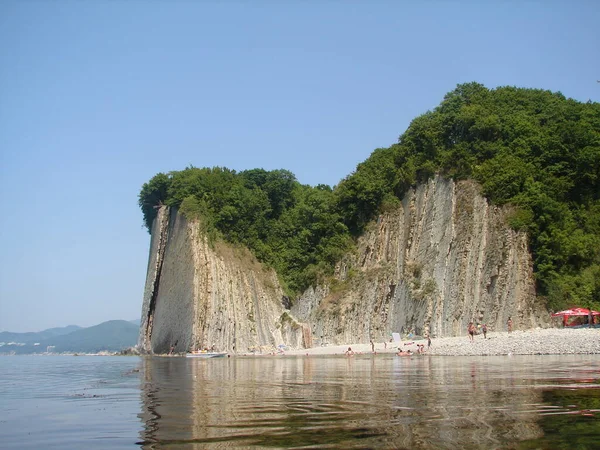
[551, 308, 600, 317]
[552, 308, 600, 327]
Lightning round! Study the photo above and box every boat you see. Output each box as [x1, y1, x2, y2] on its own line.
[186, 351, 228, 358]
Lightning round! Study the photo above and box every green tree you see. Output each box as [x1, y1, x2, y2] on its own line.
[139, 84, 600, 310]
[139, 172, 171, 231]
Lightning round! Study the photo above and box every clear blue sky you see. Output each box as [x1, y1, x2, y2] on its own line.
[0, 1, 598, 332]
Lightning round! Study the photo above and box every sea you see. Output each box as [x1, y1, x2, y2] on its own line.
[0, 354, 598, 449]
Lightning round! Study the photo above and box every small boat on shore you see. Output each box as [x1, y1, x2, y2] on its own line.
[186, 351, 228, 358]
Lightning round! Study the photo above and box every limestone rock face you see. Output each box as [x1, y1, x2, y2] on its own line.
[139, 176, 548, 353]
[291, 176, 548, 345]
[138, 208, 306, 354]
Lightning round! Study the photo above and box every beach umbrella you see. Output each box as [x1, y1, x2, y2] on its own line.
[551, 307, 600, 317]
[551, 307, 600, 327]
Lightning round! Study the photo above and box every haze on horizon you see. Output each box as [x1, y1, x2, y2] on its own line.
[0, 1, 598, 333]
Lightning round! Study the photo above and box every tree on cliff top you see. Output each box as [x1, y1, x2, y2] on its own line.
[139, 83, 600, 311]
[139, 166, 352, 296]
[335, 82, 600, 311]
[139, 172, 171, 231]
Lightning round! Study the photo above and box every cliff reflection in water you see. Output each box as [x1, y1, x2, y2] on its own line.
[138, 354, 599, 449]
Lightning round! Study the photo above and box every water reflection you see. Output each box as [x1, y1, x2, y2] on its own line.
[138, 355, 599, 449]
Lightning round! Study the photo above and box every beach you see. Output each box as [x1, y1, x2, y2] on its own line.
[282, 327, 600, 357]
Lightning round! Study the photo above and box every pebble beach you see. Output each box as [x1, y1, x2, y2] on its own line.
[282, 327, 600, 357]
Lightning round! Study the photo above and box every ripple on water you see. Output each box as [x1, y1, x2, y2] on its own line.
[2, 354, 599, 449]
[0, 356, 143, 450]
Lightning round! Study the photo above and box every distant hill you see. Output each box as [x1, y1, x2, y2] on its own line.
[46, 320, 139, 353]
[0, 325, 81, 344]
[0, 320, 139, 354]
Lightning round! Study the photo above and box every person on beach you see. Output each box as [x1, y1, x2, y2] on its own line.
[427, 335, 431, 349]
[507, 317, 513, 333]
[468, 322, 475, 342]
[482, 323, 487, 339]
[345, 347, 354, 356]
[370, 339, 375, 352]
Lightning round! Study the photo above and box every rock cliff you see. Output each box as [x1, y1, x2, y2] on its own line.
[139, 176, 548, 353]
[138, 207, 308, 354]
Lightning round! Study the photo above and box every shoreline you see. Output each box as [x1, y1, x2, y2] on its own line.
[17, 328, 592, 358]
[280, 328, 600, 357]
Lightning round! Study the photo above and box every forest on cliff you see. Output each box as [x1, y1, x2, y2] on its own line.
[139, 83, 600, 312]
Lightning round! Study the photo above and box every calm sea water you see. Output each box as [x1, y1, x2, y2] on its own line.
[0, 354, 598, 449]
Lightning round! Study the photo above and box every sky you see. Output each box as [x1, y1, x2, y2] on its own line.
[0, 1, 598, 332]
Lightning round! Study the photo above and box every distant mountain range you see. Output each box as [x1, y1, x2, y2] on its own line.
[0, 320, 140, 354]
[0, 324, 82, 344]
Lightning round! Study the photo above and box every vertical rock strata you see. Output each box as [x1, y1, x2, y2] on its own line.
[138, 206, 170, 352]
[138, 208, 306, 354]
[291, 176, 548, 345]
[139, 176, 548, 353]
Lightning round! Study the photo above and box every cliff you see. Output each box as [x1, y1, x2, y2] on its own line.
[139, 176, 549, 353]
[292, 176, 549, 345]
[138, 207, 308, 354]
